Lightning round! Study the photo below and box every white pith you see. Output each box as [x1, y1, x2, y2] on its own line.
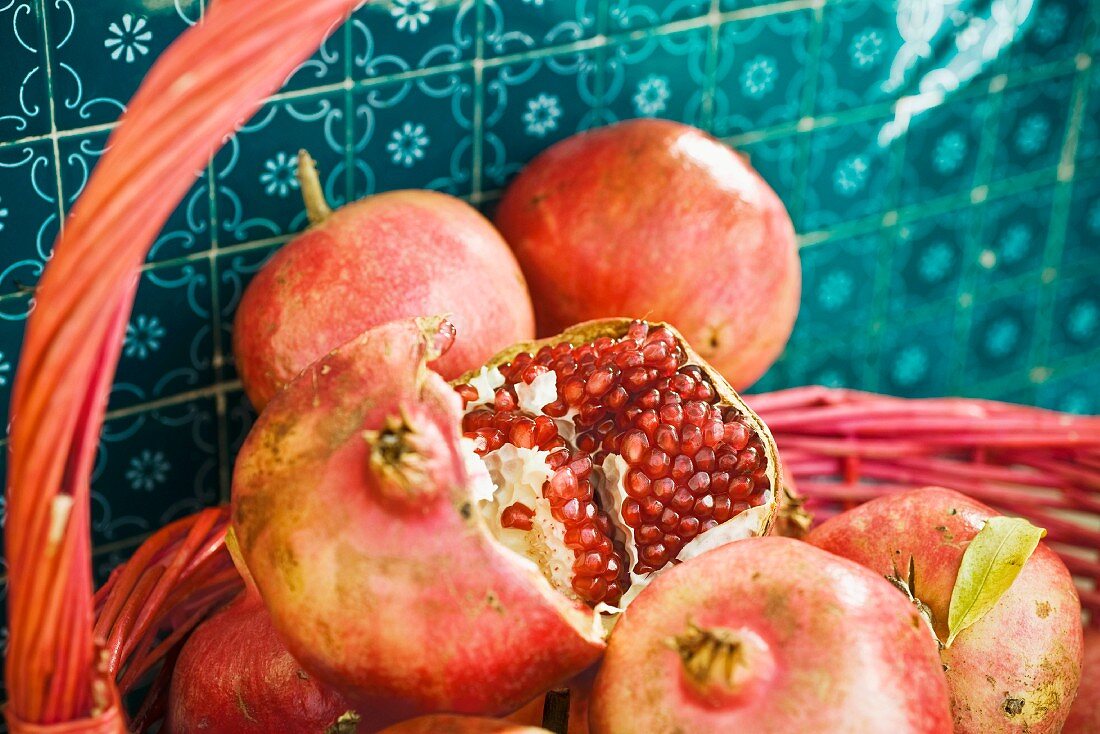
[463, 364, 773, 610]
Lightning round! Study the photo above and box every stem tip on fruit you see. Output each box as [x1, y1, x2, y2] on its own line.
[298, 149, 333, 225]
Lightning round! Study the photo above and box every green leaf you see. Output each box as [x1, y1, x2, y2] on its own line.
[945, 516, 1046, 647]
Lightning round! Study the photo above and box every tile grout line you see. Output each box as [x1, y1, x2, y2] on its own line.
[33, 0, 65, 239]
[471, 0, 486, 197]
[344, 20, 355, 205]
[103, 379, 243, 421]
[701, 0, 722, 131]
[788, 0, 827, 228]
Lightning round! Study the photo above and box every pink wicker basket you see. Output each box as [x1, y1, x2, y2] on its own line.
[4, 1, 1099, 731]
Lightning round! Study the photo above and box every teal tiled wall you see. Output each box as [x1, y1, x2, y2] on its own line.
[0, 0, 1098, 689]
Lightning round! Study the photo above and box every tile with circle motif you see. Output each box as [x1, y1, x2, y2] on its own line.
[213, 91, 346, 246]
[0, 0, 50, 142]
[1047, 271, 1100, 363]
[45, 0, 201, 129]
[992, 75, 1073, 180]
[483, 0, 600, 57]
[791, 234, 879, 346]
[889, 209, 974, 314]
[713, 10, 813, 137]
[482, 49, 603, 188]
[351, 0, 476, 78]
[970, 186, 1054, 289]
[607, 0, 708, 32]
[1007, 0, 1087, 72]
[1036, 364, 1099, 414]
[1062, 174, 1100, 271]
[0, 140, 59, 294]
[56, 131, 211, 263]
[815, 0, 905, 115]
[899, 95, 990, 206]
[603, 29, 709, 126]
[876, 309, 958, 397]
[963, 286, 1040, 382]
[350, 68, 476, 197]
[801, 115, 897, 231]
[91, 398, 220, 547]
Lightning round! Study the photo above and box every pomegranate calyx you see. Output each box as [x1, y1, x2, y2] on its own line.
[885, 556, 941, 647]
[364, 412, 438, 508]
[324, 711, 362, 734]
[297, 149, 333, 225]
[672, 622, 772, 696]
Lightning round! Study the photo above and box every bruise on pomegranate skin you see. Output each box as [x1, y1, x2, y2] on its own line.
[454, 320, 774, 607]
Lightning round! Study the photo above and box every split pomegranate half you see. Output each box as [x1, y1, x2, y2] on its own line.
[232, 316, 786, 718]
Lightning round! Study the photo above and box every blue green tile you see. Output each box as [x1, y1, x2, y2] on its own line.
[738, 135, 802, 220]
[483, 49, 602, 188]
[108, 260, 215, 412]
[899, 95, 991, 206]
[483, 0, 599, 57]
[992, 75, 1073, 180]
[56, 131, 210, 262]
[604, 30, 708, 126]
[801, 116, 896, 230]
[792, 235, 879, 345]
[92, 398, 219, 546]
[0, 0, 49, 141]
[713, 11, 813, 137]
[966, 380, 1039, 406]
[784, 331, 872, 389]
[45, 0, 202, 128]
[1077, 66, 1100, 164]
[0, 140, 58, 293]
[282, 25, 345, 91]
[215, 244, 281, 384]
[351, 69, 475, 197]
[213, 92, 346, 246]
[1007, 0, 1087, 71]
[972, 186, 1055, 288]
[815, 0, 905, 114]
[607, 0, 708, 31]
[890, 210, 973, 314]
[964, 287, 1040, 382]
[0, 294, 32, 433]
[351, 0, 476, 78]
[1048, 271, 1100, 362]
[225, 388, 258, 469]
[1036, 365, 1100, 414]
[877, 308, 958, 397]
[1062, 174, 1100, 270]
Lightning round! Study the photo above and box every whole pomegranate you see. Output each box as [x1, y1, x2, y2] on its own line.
[494, 119, 800, 389]
[378, 717, 550, 733]
[233, 316, 789, 717]
[233, 151, 534, 411]
[806, 487, 1083, 734]
[588, 537, 953, 733]
[166, 592, 357, 733]
[1064, 627, 1100, 733]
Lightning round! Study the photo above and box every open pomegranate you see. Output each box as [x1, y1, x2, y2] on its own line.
[232, 316, 786, 717]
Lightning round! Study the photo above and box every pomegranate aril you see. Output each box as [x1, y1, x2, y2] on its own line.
[670, 454, 694, 482]
[543, 399, 568, 417]
[625, 470, 652, 499]
[546, 448, 571, 469]
[653, 477, 676, 502]
[640, 543, 670, 567]
[534, 416, 557, 447]
[586, 366, 616, 396]
[569, 456, 592, 478]
[702, 420, 725, 447]
[455, 384, 478, 406]
[728, 476, 753, 498]
[694, 382, 715, 402]
[659, 403, 683, 427]
[680, 424, 703, 455]
[494, 388, 517, 412]
[683, 401, 708, 426]
[553, 498, 583, 523]
[547, 469, 579, 502]
[574, 551, 606, 575]
[641, 496, 664, 520]
[735, 447, 760, 473]
[637, 524, 662, 544]
[622, 367, 650, 390]
[500, 503, 534, 531]
[678, 516, 701, 537]
[620, 430, 649, 463]
[659, 508, 680, 532]
[670, 373, 695, 396]
[642, 341, 668, 364]
[713, 496, 733, 522]
[636, 389, 661, 409]
[622, 500, 642, 527]
[701, 519, 719, 532]
[606, 386, 629, 410]
[641, 449, 670, 479]
[562, 377, 586, 405]
[521, 364, 549, 384]
[687, 472, 711, 496]
[722, 421, 750, 450]
[655, 424, 679, 454]
[572, 576, 608, 602]
[693, 495, 715, 517]
[695, 447, 716, 472]
[710, 471, 730, 494]
[671, 487, 695, 512]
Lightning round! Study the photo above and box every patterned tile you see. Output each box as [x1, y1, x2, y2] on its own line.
[45, 0, 201, 128]
[0, 0, 49, 142]
[784, 329, 872, 389]
[890, 210, 973, 314]
[607, 0, 708, 32]
[815, 0, 905, 115]
[1047, 270, 1100, 362]
[603, 29, 709, 126]
[351, 0, 476, 78]
[281, 22, 345, 92]
[1007, 0, 1088, 72]
[108, 260, 215, 412]
[992, 75, 1073, 180]
[1036, 364, 1100, 414]
[713, 11, 814, 137]
[0, 140, 59, 293]
[1077, 66, 1100, 165]
[738, 135, 802, 220]
[483, 0, 600, 57]
[91, 398, 219, 547]
[1062, 173, 1100, 270]
[964, 286, 1040, 383]
[899, 94, 991, 206]
[351, 69, 476, 197]
[213, 91, 346, 246]
[791, 235, 879, 346]
[801, 115, 897, 231]
[482, 48, 602, 188]
[877, 307, 959, 397]
[0, 294, 32, 434]
[972, 185, 1055, 289]
[214, 243, 281, 384]
[56, 131, 210, 262]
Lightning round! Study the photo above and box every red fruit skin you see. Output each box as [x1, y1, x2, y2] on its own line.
[232, 317, 604, 718]
[234, 190, 535, 410]
[806, 487, 1083, 734]
[378, 716, 551, 734]
[494, 119, 800, 389]
[589, 537, 952, 734]
[166, 592, 354, 734]
[1063, 627, 1100, 733]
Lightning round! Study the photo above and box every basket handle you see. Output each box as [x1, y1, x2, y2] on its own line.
[3, 1, 361, 729]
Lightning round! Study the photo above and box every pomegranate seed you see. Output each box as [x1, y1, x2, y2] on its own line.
[637, 389, 661, 409]
[702, 420, 725, 447]
[543, 399, 568, 417]
[723, 421, 750, 449]
[710, 471, 730, 494]
[713, 496, 732, 522]
[642, 341, 668, 364]
[641, 449, 670, 479]
[695, 447, 716, 472]
[701, 518, 719, 532]
[636, 410, 660, 438]
[641, 496, 664, 519]
[547, 469, 578, 502]
[687, 472, 711, 496]
[659, 403, 683, 427]
[694, 382, 715, 402]
[574, 551, 606, 575]
[622, 367, 650, 390]
[637, 524, 662, 543]
[605, 386, 629, 410]
[671, 487, 694, 512]
[693, 495, 715, 517]
[455, 384, 478, 406]
[534, 416, 558, 447]
[625, 470, 652, 499]
[678, 516, 701, 537]
[522, 364, 549, 384]
[622, 499, 642, 527]
[653, 477, 676, 501]
[659, 508, 680, 532]
[562, 377, 586, 405]
[620, 430, 649, 463]
[573, 575, 608, 601]
[670, 454, 694, 481]
[680, 424, 703, 455]
[670, 373, 695, 396]
[728, 476, 754, 498]
[569, 456, 592, 477]
[559, 498, 584, 523]
[655, 424, 679, 454]
[627, 320, 649, 342]
[640, 543, 670, 566]
[509, 418, 536, 448]
[735, 447, 759, 473]
[684, 401, 708, 426]
[500, 503, 534, 530]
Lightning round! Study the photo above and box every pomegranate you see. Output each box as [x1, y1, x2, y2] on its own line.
[588, 537, 953, 733]
[806, 487, 1083, 734]
[232, 316, 787, 717]
[1064, 627, 1100, 733]
[233, 151, 534, 411]
[166, 592, 356, 733]
[494, 119, 800, 389]
[378, 716, 550, 733]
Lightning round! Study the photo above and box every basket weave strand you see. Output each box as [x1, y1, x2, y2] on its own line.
[3, 0, 360, 729]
